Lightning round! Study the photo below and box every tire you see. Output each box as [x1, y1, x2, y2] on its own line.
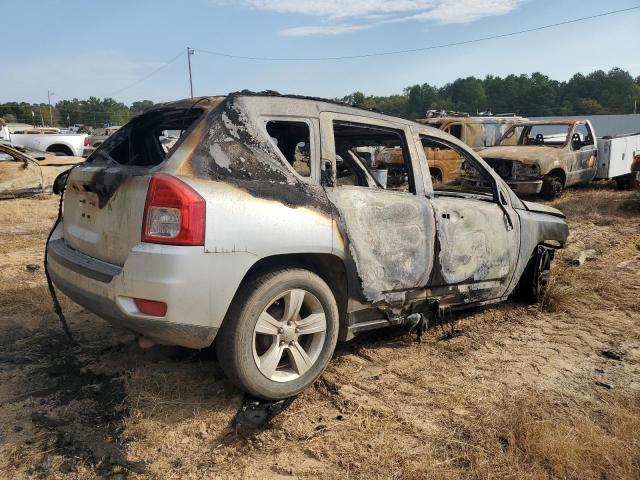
[514, 246, 552, 304]
[614, 175, 630, 191]
[215, 268, 339, 400]
[540, 173, 564, 200]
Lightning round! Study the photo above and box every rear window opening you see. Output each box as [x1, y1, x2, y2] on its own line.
[266, 121, 312, 177]
[90, 108, 203, 167]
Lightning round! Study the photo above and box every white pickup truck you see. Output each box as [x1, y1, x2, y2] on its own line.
[0, 124, 88, 157]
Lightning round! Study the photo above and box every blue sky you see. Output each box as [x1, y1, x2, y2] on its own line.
[1, 0, 639, 104]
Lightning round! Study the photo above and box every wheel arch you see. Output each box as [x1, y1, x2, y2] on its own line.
[546, 168, 566, 185]
[45, 143, 74, 156]
[227, 253, 349, 335]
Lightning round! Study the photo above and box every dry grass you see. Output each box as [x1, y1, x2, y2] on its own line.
[553, 187, 640, 221]
[1, 190, 639, 479]
[431, 392, 640, 480]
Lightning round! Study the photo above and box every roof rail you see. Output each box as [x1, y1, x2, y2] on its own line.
[424, 110, 520, 118]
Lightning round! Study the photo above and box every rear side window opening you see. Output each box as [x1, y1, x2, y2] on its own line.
[265, 120, 313, 178]
[90, 108, 203, 167]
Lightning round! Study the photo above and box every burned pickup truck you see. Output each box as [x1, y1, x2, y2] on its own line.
[46, 93, 568, 399]
[477, 120, 598, 199]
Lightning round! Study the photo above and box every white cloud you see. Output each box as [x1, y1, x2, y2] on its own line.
[280, 23, 373, 37]
[409, 0, 522, 23]
[231, 0, 523, 35]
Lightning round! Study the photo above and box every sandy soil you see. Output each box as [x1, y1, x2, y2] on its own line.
[0, 188, 639, 479]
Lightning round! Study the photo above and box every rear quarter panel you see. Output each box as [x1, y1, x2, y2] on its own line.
[180, 177, 334, 258]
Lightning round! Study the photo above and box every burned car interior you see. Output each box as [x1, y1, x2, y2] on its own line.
[93, 108, 203, 167]
[420, 136, 494, 199]
[266, 120, 312, 178]
[332, 121, 413, 192]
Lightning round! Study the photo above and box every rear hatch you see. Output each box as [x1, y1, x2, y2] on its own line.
[62, 106, 205, 266]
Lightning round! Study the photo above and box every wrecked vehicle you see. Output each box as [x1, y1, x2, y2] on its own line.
[0, 123, 89, 157]
[398, 114, 527, 184]
[0, 144, 84, 198]
[477, 120, 598, 199]
[46, 93, 569, 400]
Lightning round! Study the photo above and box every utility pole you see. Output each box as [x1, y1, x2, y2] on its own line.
[187, 47, 195, 99]
[47, 90, 55, 126]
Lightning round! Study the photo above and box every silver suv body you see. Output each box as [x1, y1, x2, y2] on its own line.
[47, 93, 569, 399]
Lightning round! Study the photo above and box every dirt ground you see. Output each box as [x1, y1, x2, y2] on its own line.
[0, 187, 639, 479]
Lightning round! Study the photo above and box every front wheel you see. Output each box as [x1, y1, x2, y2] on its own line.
[514, 246, 552, 304]
[541, 173, 564, 200]
[216, 268, 339, 400]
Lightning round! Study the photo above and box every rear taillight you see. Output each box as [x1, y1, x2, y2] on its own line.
[142, 174, 205, 245]
[83, 136, 90, 147]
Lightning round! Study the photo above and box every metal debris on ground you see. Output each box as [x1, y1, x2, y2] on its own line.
[602, 350, 625, 361]
[595, 381, 613, 389]
[234, 395, 297, 432]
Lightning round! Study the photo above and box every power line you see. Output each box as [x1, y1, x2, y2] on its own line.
[107, 50, 185, 96]
[194, 5, 640, 61]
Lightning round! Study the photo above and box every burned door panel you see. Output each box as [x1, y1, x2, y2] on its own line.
[319, 112, 433, 305]
[429, 196, 520, 301]
[327, 187, 435, 304]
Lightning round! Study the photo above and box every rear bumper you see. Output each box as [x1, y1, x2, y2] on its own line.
[47, 223, 258, 349]
[506, 180, 543, 195]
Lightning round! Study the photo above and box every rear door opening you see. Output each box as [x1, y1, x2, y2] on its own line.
[62, 107, 204, 265]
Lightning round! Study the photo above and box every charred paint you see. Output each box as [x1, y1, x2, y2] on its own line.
[326, 187, 435, 305]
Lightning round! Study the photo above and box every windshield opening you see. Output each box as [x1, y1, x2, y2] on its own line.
[501, 124, 570, 148]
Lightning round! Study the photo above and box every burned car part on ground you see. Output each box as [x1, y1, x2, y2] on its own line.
[0, 143, 84, 198]
[477, 120, 598, 199]
[46, 92, 568, 400]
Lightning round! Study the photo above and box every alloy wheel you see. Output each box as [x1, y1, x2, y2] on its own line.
[252, 289, 327, 383]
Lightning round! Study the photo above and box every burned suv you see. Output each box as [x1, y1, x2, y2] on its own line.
[47, 93, 568, 399]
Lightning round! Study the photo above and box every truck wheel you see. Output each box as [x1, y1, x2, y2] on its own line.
[514, 246, 552, 304]
[216, 268, 339, 400]
[614, 175, 631, 191]
[541, 174, 564, 199]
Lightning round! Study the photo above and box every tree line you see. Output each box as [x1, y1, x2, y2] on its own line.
[341, 68, 640, 119]
[1, 68, 638, 128]
[0, 98, 155, 128]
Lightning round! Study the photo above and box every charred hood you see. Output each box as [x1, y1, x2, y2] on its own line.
[478, 145, 562, 164]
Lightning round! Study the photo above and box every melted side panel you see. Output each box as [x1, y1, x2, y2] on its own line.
[326, 187, 435, 305]
[507, 209, 569, 293]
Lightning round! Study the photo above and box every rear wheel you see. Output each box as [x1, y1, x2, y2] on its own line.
[541, 173, 564, 199]
[46, 145, 74, 156]
[515, 246, 552, 304]
[614, 175, 631, 191]
[216, 268, 339, 400]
